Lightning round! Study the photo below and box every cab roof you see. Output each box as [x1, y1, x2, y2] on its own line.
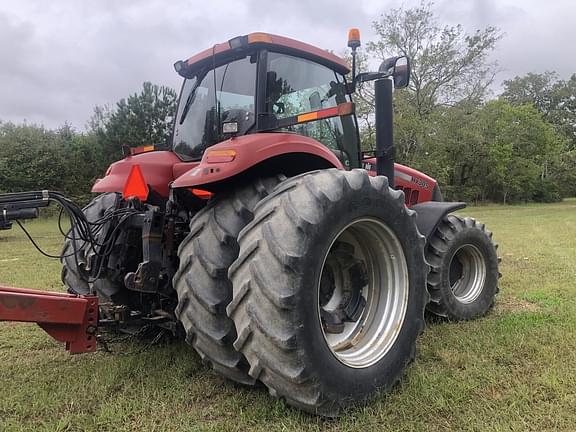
[183, 32, 350, 75]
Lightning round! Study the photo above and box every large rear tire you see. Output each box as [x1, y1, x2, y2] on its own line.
[426, 215, 500, 320]
[173, 177, 283, 386]
[227, 169, 428, 416]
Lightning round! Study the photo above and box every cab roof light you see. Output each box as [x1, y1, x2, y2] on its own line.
[229, 35, 249, 50]
[123, 164, 149, 201]
[247, 33, 273, 44]
[174, 60, 187, 77]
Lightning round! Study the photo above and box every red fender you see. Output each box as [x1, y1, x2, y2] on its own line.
[92, 151, 184, 198]
[171, 133, 344, 189]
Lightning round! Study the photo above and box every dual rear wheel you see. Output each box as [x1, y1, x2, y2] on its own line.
[174, 169, 428, 415]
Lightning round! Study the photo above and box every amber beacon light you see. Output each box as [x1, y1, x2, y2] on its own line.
[348, 28, 361, 49]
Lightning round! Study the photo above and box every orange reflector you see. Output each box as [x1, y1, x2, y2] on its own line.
[297, 112, 319, 123]
[191, 188, 214, 199]
[248, 33, 273, 44]
[297, 102, 354, 124]
[206, 149, 237, 163]
[130, 145, 155, 156]
[123, 165, 149, 201]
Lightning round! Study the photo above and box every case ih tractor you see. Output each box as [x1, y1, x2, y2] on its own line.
[0, 30, 499, 416]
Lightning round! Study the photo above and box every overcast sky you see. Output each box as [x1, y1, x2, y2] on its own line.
[0, 0, 574, 129]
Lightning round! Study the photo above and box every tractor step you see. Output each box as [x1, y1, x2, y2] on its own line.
[0, 285, 98, 354]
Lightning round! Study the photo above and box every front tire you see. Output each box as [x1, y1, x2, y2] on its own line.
[426, 215, 500, 320]
[227, 169, 428, 416]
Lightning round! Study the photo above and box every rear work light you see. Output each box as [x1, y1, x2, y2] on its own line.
[228, 35, 249, 49]
[206, 149, 237, 163]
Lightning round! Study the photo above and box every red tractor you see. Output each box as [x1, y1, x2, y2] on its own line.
[0, 30, 499, 416]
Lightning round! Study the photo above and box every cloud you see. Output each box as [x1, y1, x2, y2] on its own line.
[0, 0, 574, 129]
[438, 0, 524, 28]
[435, 0, 575, 82]
[0, 1, 260, 128]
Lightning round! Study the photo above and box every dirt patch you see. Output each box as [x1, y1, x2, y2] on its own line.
[495, 296, 540, 314]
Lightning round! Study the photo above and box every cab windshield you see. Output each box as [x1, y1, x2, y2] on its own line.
[173, 53, 257, 161]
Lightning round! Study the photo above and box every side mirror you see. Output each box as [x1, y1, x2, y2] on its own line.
[379, 56, 411, 89]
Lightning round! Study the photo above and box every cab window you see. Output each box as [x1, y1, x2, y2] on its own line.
[173, 54, 257, 161]
[266, 52, 359, 168]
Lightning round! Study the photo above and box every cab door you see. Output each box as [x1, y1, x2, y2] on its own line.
[261, 51, 360, 169]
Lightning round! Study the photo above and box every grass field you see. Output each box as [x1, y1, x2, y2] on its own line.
[1, 200, 575, 431]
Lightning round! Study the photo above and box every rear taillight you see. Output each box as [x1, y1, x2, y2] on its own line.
[192, 188, 213, 199]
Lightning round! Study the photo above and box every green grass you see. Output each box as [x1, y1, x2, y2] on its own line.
[1, 200, 576, 431]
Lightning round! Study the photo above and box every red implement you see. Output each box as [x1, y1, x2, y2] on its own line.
[0, 285, 98, 354]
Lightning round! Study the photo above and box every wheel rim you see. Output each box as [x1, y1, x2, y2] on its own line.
[449, 244, 486, 304]
[317, 218, 409, 369]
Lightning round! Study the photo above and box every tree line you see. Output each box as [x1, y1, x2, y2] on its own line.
[0, 82, 176, 204]
[355, 2, 575, 202]
[0, 2, 574, 204]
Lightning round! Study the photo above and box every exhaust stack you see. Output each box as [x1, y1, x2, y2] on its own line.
[375, 78, 395, 188]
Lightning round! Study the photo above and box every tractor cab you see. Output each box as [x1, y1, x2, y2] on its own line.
[172, 33, 361, 169]
[92, 31, 430, 202]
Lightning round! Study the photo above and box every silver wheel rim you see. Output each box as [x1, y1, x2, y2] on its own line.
[449, 244, 486, 304]
[317, 218, 409, 369]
